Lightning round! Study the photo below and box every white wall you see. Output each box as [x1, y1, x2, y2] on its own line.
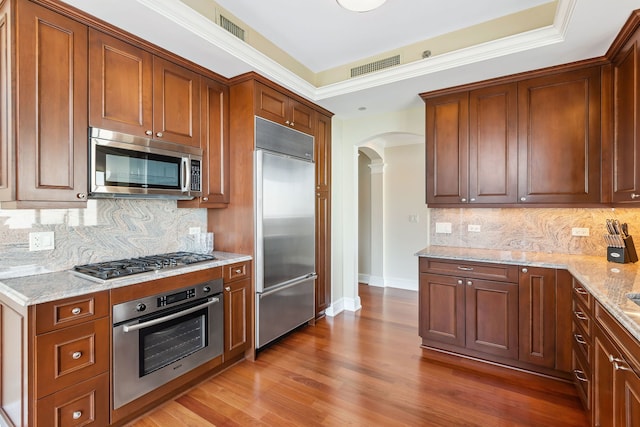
[383, 144, 429, 290]
[329, 106, 425, 315]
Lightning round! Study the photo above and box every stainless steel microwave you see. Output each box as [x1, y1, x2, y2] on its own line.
[89, 128, 202, 200]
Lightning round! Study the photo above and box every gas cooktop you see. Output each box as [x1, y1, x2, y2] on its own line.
[73, 252, 216, 281]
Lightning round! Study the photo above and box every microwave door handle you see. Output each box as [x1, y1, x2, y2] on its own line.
[122, 297, 219, 333]
[181, 157, 190, 192]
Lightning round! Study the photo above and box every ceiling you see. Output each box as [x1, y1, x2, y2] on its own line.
[61, 0, 640, 119]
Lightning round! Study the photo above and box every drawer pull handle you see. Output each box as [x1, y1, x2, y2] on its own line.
[574, 311, 588, 321]
[72, 351, 82, 360]
[235, 269, 243, 274]
[457, 266, 474, 271]
[225, 286, 231, 292]
[574, 333, 587, 345]
[72, 411, 82, 420]
[575, 287, 588, 295]
[573, 370, 588, 382]
[71, 307, 82, 315]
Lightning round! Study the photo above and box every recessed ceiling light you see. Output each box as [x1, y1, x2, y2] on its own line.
[358, 107, 367, 111]
[336, 0, 386, 13]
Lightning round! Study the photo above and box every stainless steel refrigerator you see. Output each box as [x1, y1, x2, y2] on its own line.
[255, 117, 316, 349]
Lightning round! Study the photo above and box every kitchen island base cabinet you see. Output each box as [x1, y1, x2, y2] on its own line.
[419, 258, 572, 380]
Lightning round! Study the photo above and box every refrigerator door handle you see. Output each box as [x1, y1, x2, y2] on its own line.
[258, 274, 318, 298]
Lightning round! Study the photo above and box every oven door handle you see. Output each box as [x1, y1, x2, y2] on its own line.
[122, 297, 219, 333]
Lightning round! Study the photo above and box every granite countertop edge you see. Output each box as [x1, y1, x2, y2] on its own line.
[416, 246, 640, 343]
[0, 251, 252, 307]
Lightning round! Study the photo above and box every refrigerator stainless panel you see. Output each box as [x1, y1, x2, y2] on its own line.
[256, 276, 316, 348]
[255, 150, 315, 292]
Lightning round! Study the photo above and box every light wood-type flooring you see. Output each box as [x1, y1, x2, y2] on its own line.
[128, 284, 589, 426]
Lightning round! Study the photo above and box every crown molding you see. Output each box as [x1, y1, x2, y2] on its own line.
[136, 0, 575, 103]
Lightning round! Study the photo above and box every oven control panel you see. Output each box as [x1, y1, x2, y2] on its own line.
[113, 278, 223, 324]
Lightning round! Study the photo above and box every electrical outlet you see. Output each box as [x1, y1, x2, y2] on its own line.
[29, 231, 54, 251]
[408, 214, 419, 223]
[435, 222, 452, 234]
[189, 227, 201, 235]
[572, 227, 590, 237]
[468, 224, 481, 232]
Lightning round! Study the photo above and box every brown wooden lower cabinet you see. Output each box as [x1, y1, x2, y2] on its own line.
[419, 258, 572, 379]
[592, 301, 640, 427]
[223, 261, 252, 362]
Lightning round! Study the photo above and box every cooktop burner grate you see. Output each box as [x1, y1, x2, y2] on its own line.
[74, 252, 216, 280]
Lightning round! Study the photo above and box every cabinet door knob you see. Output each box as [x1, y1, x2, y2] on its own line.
[76, 193, 86, 199]
[470, 198, 476, 202]
[461, 198, 467, 202]
[235, 269, 243, 274]
[290, 122, 295, 127]
[521, 268, 528, 273]
[202, 197, 209, 201]
[285, 120, 290, 125]
[457, 280, 463, 285]
[156, 132, 163, 138]
[72, 351, 82, 360]
[71, 307, 82, 315]
[225, 286, 231, 292]
[145, 130, 153, 136]
[72, 411, 82, 420]
[520, 197, 527, 202]
[632, 193, 640, 199]
[466, 280, 473, 286]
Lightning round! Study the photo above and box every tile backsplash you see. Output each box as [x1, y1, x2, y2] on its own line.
[0, 199, 206, 276]
[430, 207, 640, 256]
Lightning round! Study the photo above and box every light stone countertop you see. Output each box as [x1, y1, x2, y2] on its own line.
[0, 251, 252, 307]
[416, 246, 640, 342]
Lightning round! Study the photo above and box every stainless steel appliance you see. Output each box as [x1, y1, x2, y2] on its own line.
[74, 252, 216, 281]
[112, 279, 223, 409]
[89, 127, 203, 200]
[255, 117, 316, 349]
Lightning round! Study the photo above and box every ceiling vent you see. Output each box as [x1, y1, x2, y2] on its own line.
[219, 15, 245, 41]
[350, 55, 401, 78]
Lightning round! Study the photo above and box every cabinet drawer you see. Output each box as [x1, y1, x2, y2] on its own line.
[35, 291, 109, 334]
[36, 372, 109, 427]
[419, 258, 518, 282]
[224, 261, 251, 283]
[572, 349, 591, 410]
[572, 279, 592, 311]
[572, 321, 591, 361]
[35, 317, 110, 398]
[572, 299, 592, 339]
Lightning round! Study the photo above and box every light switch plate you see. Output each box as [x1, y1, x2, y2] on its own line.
[572, 227, 590, 237]
[468, 224, 481, 232]
[435, 222, 452, 234]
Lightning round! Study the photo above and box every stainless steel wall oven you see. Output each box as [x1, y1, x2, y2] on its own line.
[112, 279, 223, 409]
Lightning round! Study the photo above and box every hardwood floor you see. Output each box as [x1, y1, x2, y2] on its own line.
[127, 284, 588, 426]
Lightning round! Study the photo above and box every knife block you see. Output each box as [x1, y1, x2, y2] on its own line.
[607, 235, 639, 264]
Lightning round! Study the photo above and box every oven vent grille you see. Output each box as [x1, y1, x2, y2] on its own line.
[219, 15, 245, 41]
[351, 55, 401, 77]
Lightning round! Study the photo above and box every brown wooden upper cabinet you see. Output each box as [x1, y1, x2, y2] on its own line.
[517, 67, 601, 204]
[254, 82, 315, 135]
[178, 76, 230, 208]
[89, 30, 200, 147]
[612, 23, 640, 203]
[0, 0, 89, 208]
[422, 65, 601, 206]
